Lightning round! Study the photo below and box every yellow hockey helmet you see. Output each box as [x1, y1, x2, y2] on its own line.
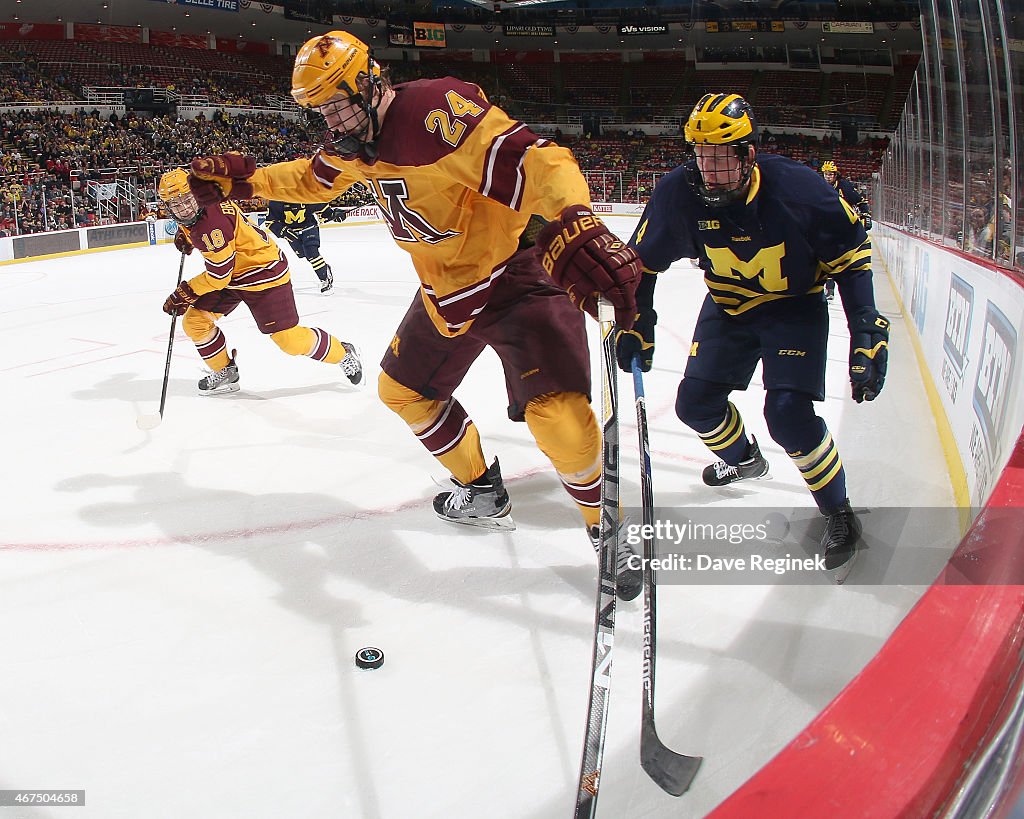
[158, 168, 201, 226]
[158, 167, 191, 202]
[821, 160, 838, 174]
[682, 93, 758, 207]
[291, 31, 381, 109]
[684, 93, 757, 146]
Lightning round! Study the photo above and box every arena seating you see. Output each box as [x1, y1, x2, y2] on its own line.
[0, 36, 895, 235]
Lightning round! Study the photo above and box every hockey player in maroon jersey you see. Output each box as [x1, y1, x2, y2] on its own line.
[158, 168, 363, 394]
[186, 31, 643, 599]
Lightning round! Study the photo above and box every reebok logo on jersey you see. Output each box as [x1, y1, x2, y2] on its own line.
[520, 368, 540, 380]
[731, 236, 752, 242]
[697, 220, 720, 230]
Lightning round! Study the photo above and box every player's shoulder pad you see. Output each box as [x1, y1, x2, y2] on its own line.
[194, 201, 238, 234]
[394, 77, 490, 119]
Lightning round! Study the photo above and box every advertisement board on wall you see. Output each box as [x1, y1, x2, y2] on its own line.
[876, 224, 1024, 506]
[86, 223, 150, 249]
[13, 231, 80, 259]
[414, 22, 446, 48]
[822, 21, 874, 34]
[503, 24, 555, 37]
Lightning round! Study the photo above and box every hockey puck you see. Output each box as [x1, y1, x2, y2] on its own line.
[355, 647, 384, 670]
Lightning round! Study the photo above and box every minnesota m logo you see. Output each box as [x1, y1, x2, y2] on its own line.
[705, 242, 787, 291]
[373, 178, 459, 245]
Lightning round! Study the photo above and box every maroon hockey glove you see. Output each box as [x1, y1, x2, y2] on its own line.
[173, 229, 193, 256]
[162, 280, 198, 316]
[189, 153, 256, 206]
[537, 205, 641, 330]
[190, 152, 256, 181]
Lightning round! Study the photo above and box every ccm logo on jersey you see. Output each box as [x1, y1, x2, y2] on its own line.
[697, 220, 721, 230]
[778, 349, 807, 356]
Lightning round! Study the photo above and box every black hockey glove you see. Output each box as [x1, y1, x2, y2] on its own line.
[615, 309, 656, 373]
[861, 214, 873, 231]
[848, 307, 890, 403]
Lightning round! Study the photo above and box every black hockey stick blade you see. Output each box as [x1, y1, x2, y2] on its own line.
[632, 355, 703, 796]
[641, 718, 702, 796]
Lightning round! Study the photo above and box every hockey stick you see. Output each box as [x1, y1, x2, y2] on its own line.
[136, 250, 187, 431]
[632, 355, 703, 795]
[573, 298, 621, 818]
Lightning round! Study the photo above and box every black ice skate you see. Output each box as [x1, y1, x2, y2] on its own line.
[319, 266, 334, 294]
[433, 458, 515, 531]
[339, 342, 363, 385]
[821, 499, 861, 584]
[588, 524, 643, 601]
[198, 351, 239, 396]
[702, 436, 770, 487]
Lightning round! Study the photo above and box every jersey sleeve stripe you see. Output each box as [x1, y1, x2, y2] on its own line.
[312, 150, 343, 188]
[822, 240, 871, 273]
[480, 123, 534, 209]
[204, 254, 235, 279]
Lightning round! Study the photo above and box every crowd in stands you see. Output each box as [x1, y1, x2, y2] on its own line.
[0, 37, 895, 238]
[0, 41, 912, 131]
[0, 106, 882, 238]
[0, 108, 323, 236]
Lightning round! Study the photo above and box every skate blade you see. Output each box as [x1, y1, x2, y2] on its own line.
[827, 547, 859, 585]
[199, 383, 240, 397]
[436, 512, 517, 531]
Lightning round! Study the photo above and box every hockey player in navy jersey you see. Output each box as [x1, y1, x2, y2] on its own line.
[616, 93, 889, 582]
[821, 160, 872, 301]
[265, 200, 346, 294]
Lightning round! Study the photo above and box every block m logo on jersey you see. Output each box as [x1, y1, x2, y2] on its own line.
[704, 242, 787, 291]
[372, 178, 459, 245]
[283, 208, 307, 224]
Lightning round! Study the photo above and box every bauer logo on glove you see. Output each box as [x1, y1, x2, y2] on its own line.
[162, 280, 198, 316]
[536, 205, 641, 330]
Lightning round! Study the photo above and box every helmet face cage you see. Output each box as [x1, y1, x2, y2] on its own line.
[158, 169, 202, 226]
[292, 31, 385, 157]
[317, 75, 384, 157]
[682, 93, 758, 207]
[821, 160, 839, 185]
[684, 142, 756, 207]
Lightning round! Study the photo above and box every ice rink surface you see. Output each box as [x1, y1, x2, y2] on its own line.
[0, 217, 955, 818]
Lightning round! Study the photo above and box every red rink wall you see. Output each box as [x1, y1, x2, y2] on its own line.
[710, 224, 1024, 818]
